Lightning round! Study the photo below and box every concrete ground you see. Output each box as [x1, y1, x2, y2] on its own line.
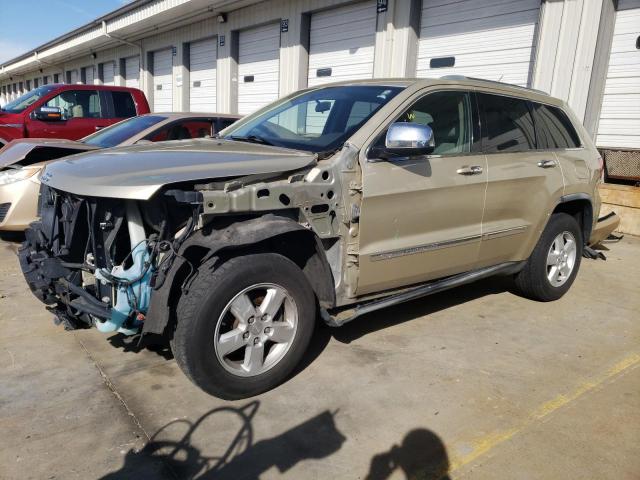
[1, 233, 639, 480]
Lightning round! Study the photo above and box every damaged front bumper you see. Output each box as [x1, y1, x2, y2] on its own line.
[18, 186, 158, 334]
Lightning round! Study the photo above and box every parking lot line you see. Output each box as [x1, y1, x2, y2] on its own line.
[449, 352, 640, 475]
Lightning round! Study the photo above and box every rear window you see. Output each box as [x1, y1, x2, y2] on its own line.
[531, 103, 581, 149]
[112, 91, 137, 118]
[479, 93, 536, 153]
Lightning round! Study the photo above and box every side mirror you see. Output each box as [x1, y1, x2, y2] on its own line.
[383, 122, 434, 157]
[32, 106, 63, 122]
[315, 100, 332, 113]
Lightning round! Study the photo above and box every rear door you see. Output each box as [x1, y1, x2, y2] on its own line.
[476, 92, 564, 267]
[26, 89, 108, 140]
[357, 89, 486, 295]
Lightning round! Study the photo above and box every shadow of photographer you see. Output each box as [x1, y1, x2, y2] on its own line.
[101, 401, 346, 480]
[366, 429, 450, 480]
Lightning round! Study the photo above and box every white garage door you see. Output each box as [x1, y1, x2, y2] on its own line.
[416, 0, 541, 86]
[596, 0, 640, 149]
[189, 38, 217, 112]
[69, 70, 79, 84]
[102, 62, 115, 85]
[83, 66, 95, 85]
[238, 24, 280, 115]
[124, 56, 140, 89]
[308, 1, 377, 87]
[153, 49, 174, 112]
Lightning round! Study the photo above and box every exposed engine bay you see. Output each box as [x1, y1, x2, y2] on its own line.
[19, 185, 198, 334]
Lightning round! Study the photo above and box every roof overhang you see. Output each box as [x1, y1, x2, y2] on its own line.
[0, 0, 261, 81]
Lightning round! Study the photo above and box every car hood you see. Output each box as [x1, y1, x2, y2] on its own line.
[41, 138, 317, 200]
[0, 138, 97, 169]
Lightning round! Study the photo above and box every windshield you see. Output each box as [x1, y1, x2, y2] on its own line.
[223, 85, 404, 153]
[1, 85, 58, 113]
[82, 115, 166, 148]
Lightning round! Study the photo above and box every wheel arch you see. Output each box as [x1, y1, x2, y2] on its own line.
[143, 214, 336, 336]
[552, 193, 594, 244]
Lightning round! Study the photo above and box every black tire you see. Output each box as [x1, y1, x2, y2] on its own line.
[514, 213, 583, 302]
[172, 252, 316, 399]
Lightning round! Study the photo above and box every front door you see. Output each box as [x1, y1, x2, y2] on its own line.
[27, 89, 107, 140]
[357, 90, 487, 295]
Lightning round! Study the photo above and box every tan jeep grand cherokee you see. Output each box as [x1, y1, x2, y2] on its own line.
[19, 77, 613, 399]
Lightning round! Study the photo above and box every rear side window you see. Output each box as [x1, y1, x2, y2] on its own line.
[479, 93, 535, 153]
[147, 120, 214, 142]
[531, 103, 581, 149]
[111, 91, 137, 118]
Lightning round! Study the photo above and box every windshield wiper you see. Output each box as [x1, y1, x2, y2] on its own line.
[316, 148, 340, 160]
[230, 135, 274, 146]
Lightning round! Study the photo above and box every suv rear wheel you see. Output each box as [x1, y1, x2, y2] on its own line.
[514, 212, 583, 301]
[172, 253, 316, 399]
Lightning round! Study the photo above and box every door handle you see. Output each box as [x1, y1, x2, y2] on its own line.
[537, 159, 556, 168]
[456, 165, 483, 175]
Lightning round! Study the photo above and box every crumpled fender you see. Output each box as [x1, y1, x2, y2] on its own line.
[143, 214, 335, 335]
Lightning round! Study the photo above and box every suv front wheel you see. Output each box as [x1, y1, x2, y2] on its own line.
[514, 212, 583, 301]
[172, 253, 316, 399]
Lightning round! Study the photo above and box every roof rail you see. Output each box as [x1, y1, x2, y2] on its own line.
[439, 75, 549, 96]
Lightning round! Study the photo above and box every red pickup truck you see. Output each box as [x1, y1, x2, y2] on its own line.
[0, 84, 150, 147]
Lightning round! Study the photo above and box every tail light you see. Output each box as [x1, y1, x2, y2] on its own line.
[597, 156, 604, 182]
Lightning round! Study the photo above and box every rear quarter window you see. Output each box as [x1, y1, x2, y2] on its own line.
[111, 91, 137, 118]
[531, 103, 581, 149]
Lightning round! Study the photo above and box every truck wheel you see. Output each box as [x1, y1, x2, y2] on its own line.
[514, 213, 583, 302]
[172, 253, 316, 399]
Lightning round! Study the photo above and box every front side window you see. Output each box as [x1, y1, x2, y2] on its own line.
[393, 91, 473, 155]
[224, 85, 403, 153]
[531, 103, 581, 149]
[82, 115, 166, 148]
[479, 93, 535, 153]
[1, 85, 57, 113]
[45, 90, 102, 119]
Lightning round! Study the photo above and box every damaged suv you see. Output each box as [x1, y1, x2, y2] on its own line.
[19, 78, 611, 399]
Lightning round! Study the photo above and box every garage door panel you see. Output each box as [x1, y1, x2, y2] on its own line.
[417, 0, 540, 87]
[308, 1, 376, 87]
[153, 49, 173, 112]
[238, 24, 280, 115]
[310, 23, 377, 46]
[422, 0, 540, 28]
[420, 26, 537, 56]
[84, 67, 95, 85]
[102, 62, 115, 85]
[125, 56, 140, 89]
[596, 3, 640, 147]
[190, 38, 217, 112]
[310, 1, 374, 27]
